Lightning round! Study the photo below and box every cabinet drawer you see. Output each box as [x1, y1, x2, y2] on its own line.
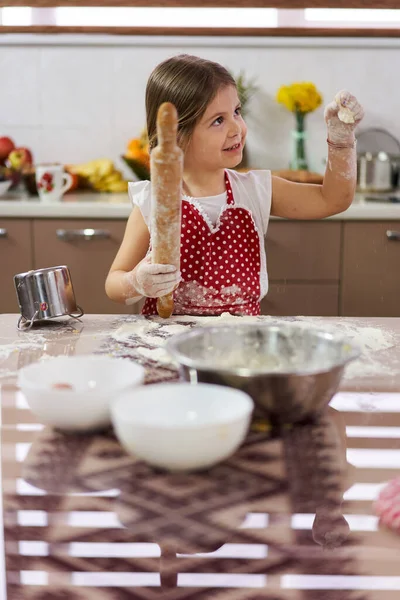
[33, 219, 132, 315]
[261, 283, 339, 316]
[0, 219, 33, 313]
[266, 221, 341, 281]
[342, 221, 400, 317]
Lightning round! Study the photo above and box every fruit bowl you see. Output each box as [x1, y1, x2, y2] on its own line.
[121, 155, 150, 181]
[22, 170, 38, 196]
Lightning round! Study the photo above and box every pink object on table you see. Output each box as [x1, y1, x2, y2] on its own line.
[375, 477, 400, 532]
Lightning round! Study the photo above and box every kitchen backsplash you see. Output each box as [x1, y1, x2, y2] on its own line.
[0, 35, 397, 175]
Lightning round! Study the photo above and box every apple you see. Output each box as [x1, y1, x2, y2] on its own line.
[8, 147, 33, 171]
[0, 136, 15, 162]
[64, 172, 79, 193]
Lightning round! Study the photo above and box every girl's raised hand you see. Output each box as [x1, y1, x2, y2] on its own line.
[324, 90, 364, 146]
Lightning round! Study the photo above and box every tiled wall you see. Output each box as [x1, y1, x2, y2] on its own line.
[1, 35, 398, 175]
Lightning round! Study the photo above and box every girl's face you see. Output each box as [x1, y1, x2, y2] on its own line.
[184, 84, 247, 173]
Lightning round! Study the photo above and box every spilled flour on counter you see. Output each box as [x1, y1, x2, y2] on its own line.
[292, 317, 396, 379]
[108, 314, 397, 379]
[111, 320, 160, 342]
[0, 331, 48, 380]
[0, 332, 47, 362]
[110, 319, 189, 365]
[293, 316, 394, 352]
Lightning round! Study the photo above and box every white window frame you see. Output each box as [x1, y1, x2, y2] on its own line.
[2, 6, 400, 29]
[54, 6, 278, 28]
[277, 8, 400, 28]
[1, 6, 279, 28]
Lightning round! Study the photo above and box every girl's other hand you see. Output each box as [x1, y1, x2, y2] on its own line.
[324, 90, 364, 145]
[128, 255, 181, 298]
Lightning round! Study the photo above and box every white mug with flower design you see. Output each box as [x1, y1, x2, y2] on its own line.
[35, 163, 73, 202]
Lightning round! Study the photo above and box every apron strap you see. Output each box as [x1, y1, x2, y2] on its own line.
[224, 171, 235, 206]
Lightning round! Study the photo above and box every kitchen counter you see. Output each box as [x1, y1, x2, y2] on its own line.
[0, 192, 132, 219]
[1, 191, 400, 220]
[1, 312, 400, 599]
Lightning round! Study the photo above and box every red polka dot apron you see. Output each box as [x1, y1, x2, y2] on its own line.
[142, 171, 262, 316]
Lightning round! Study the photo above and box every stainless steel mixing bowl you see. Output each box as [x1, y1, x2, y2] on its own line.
[166, 323, 360, 425]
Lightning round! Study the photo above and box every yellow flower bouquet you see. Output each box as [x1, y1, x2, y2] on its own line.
[276, 82, 323, 171]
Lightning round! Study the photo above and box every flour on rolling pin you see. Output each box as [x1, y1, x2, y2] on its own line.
[150, 102, 183, 318]
[335, 92, 355, 124]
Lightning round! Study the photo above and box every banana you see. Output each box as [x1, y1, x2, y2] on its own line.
[107, 180, 128, 192]
[67, 159, 128, 193]
[69, 159, 114, 179]
[99, 172, 123, 186]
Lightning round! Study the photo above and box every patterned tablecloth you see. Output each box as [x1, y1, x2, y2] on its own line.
[1, 313, 400, 599]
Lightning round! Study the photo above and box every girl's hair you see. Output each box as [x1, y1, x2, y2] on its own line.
[146, 54, 236, 151]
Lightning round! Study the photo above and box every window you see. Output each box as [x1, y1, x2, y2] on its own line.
[0, 6, 278, 28]
[1, 6, 400, 33]
[305, 8, 400, 28]
[55, 7, 278, 28]
[1, 7, 32, 25]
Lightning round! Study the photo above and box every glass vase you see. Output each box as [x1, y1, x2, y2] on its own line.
[291, 111, 309, 171]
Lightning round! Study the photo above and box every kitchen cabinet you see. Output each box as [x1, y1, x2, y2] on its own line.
[0, 217, 343, 317]
[263, 221, 341, 316]
[32, 219, 134, 315]
[262, 283, 339, 317]
[266, 221, 341, 281]
[3, 215, 399, 318]
[31, 219, 341, 317]
[342, 221, 400, 317]
[0, 219, 33, 314]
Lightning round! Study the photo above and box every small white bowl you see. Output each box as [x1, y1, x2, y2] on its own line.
[0, 180, 11, 197]
[111, 383, 254, 472]
[18, 355, 145, 433]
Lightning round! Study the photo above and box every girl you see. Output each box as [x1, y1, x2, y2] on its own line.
[106, 54, 364, 316]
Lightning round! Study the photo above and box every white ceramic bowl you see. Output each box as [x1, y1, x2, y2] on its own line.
[111, 382, 254, 472]
[18, 355, 145, 432]
[0, 180, 11, 196]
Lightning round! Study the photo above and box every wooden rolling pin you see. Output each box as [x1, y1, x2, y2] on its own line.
[150, 102, 183, 318]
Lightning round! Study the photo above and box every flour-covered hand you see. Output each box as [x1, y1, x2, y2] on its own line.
[127, 255, 181, 299]
[324, 90, 364, 145]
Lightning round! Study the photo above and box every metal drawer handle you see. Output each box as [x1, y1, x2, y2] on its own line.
[386, 230, 400, 241]
[56, 228, 111, 241]
[0, 228, 7, 238]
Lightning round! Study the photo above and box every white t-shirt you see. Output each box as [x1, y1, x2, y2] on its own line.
[128, 169, 272, 299]
[184, 191, 227, 226]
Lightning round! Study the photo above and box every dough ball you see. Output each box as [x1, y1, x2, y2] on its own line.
[335, 92, 355, 124]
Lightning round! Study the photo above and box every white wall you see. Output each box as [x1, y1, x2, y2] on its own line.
[0, 34, 398, 175]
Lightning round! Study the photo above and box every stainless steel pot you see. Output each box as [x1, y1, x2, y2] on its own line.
[357, 128, 400, 192]
[14, 265, 83, 331]
[357, 151, 400, 192]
